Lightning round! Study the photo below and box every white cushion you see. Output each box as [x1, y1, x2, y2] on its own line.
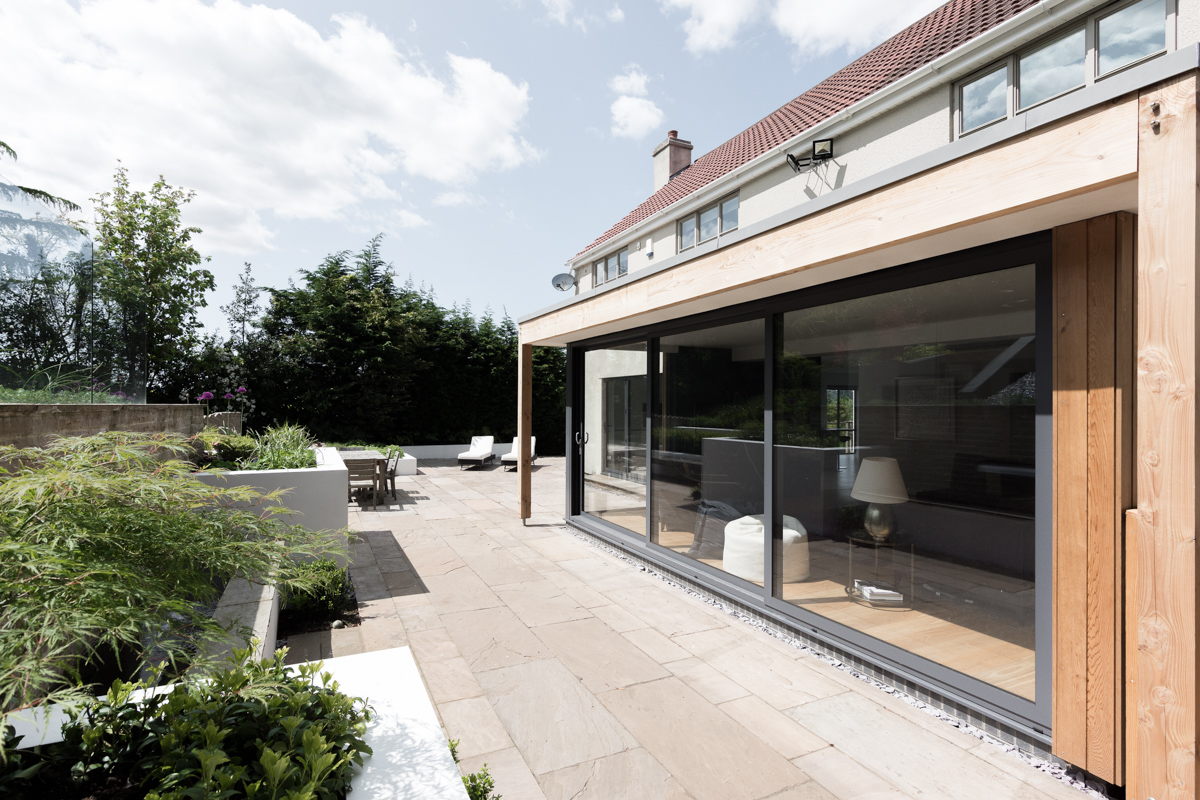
[722, 514, 809, 583]
[501, 437, 535, 463]
[459, 435, 494, 458]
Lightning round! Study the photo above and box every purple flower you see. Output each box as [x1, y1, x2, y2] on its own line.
[198, 391, 214, 401]
[113, 391, 127, 399]
[236, 386, 247, 394]
[223, 392, 234, 399]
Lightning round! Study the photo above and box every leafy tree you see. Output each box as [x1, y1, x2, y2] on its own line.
[220, 262, 262, 349]
[174, 235, 566, 453]
[248, 235, 422, 441]
[92, 165, 215, 396]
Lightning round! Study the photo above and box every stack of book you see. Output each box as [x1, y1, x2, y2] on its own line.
[854, 579, 904, 605]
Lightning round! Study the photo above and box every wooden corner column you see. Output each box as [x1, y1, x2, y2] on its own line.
[518, 342, 533, 520]
[1052, 211, 1135, 785]
[1130, 72, 1198, 800]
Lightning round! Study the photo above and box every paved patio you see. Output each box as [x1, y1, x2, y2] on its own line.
[286, 458, 1089, 800]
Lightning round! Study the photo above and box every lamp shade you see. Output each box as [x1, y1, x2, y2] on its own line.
[851, 457, 908, 504]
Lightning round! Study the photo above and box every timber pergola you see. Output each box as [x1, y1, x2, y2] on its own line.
[515, 64, 1200, 798]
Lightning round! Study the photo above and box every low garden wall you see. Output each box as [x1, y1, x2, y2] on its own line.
[401, 442, 515, 460]
[193, 446, 349, 551]
[0, 403, 204, 448]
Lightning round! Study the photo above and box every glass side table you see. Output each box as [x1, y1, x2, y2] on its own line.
[845, 533, 914, 611]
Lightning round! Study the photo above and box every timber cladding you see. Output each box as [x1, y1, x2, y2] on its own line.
[1130, 73, 1198, 800]
[1052, 212, 1135, 786]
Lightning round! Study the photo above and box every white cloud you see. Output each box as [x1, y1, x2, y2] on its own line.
[608, 65, 650, 96]
[610, 96, 666, 140]
[0, 0, 539, 254]
[396, 209, 430, 228]
[432, 191, 482, 207]
[607, 5, 625, 22]
[660, 0, 761, 55]
[772, 0, 945, 59]
[542, 0, 573, 24]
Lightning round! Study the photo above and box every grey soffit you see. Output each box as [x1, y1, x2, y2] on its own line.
[518, 43, 1200, 327]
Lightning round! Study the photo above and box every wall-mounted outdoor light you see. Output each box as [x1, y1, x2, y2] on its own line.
[786, 138, 835, 172]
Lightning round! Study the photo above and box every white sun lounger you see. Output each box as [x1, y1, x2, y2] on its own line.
[458, 435, 495, 469]
[501, 437, 536, 471]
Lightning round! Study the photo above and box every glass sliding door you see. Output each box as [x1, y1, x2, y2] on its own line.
[651, 319, 765, 580]
[583, 342, 648, 535]
[773, 264, 1039, 701]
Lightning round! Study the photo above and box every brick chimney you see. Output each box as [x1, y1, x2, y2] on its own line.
[652, 130, 693, 192]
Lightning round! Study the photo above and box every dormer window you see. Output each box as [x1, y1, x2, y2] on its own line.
[678, 193, 739, 252]
[956, 0, 1169, 137]
[593, 248, 628, 287]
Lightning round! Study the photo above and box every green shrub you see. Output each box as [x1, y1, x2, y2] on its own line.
[213, 433, 256, 463]
[1, 648, 372, 800]
[282, 559, 353, 625]
[0, 431, 344, 713]
[449, 739, 502, 800]
[241, 424, 317, 471]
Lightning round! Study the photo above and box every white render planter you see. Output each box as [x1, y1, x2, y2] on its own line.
[194, 446, 349, 564]
[395, 452, 417, 476]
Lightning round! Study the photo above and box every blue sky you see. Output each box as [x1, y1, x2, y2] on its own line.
[0, 0, 942, 333]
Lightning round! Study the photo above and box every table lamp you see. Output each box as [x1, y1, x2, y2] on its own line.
[851, 457, 909, 542]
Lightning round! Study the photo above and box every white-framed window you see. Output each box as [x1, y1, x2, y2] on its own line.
[678, 193, 739, 253]
[592, 248, 628, 286]
[955, 0, 1171, 137]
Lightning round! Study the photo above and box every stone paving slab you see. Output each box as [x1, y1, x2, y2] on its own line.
[283, 459, 1088, 800]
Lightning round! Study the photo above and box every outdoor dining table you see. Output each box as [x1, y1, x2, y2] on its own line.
[340, 449, 387, 503]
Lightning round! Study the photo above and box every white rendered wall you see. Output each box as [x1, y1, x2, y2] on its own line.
[1179, 0, 1200, 49]
[194, 446, 349, 541]
[739, 85, 950, 230]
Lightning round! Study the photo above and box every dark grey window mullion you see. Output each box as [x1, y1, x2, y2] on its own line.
[646, 339, 657, 543]
[763, 312, 776, 601]
[566, 346, 581, 517]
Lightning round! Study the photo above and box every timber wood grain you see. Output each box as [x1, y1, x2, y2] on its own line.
[1113, 210, 1135, 788]
[1132, 73, 1197, 800]
[1054, 219, 1090, 768]
[522, 98, 1138, 346]
[1086, 213, 1118, 781]
[1125, 508, 1140, 799]
[1052, 212, 1134, 784]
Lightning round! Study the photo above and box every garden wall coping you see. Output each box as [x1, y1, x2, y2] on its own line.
[318, 647, 469, 799]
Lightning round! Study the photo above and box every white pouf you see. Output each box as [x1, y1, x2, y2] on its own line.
[722, 514, 809, 583]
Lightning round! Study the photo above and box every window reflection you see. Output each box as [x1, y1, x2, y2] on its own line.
[1098, 0, 1165, 75]
[651, 320, 765, 579]
[961, 65, 1008, 133]
[699, 205, 719, 243]
[1019, 28, 1085, 108]
[680, 216, 697, 250]
[583, 343, 648, 535]
[773, 266, 1038, 700]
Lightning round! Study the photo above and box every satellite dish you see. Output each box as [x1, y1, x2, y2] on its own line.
[551, 272, 575, 292]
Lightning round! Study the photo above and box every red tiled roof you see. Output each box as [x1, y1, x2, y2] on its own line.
[573, 0, 1042, 261]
